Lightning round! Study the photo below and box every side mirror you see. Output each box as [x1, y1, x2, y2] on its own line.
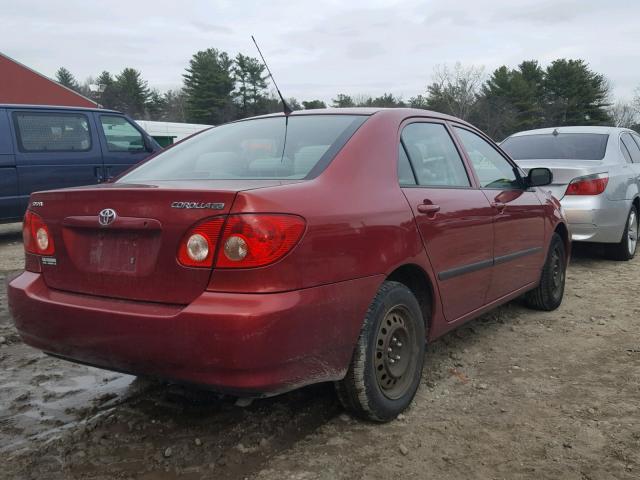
[527, 167, 553, 187]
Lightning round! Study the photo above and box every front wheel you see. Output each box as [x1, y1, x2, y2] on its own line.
[606, 205, 638, 261]
[526, 233, 566, 311]
[335, 281, 425, 422]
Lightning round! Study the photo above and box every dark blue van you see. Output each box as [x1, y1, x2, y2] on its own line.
[0, 104, 160, 223]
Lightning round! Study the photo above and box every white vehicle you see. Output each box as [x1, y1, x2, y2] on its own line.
[134, 120, 211, 147]
[501, 126, 640, 260]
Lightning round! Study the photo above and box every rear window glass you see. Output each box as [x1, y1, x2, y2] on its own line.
[119, 115, 366, 181]
[14, 112, 91, 152]
[501, 133, 609, 160]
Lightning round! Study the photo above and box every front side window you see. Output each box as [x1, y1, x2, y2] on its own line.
[14, 112, 91, 152]
[454, 127, 520, 189]
[119, 115, 366, 181]
[100, 116, 146, 152]
[400, 123, 470, 187]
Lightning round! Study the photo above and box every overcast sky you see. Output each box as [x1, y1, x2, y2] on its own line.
[2, 0, 639, 103]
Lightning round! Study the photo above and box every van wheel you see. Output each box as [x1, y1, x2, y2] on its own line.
[606, 205, 638, 261]
[526, 233, 566, 311]
[335, 281, 425, 422]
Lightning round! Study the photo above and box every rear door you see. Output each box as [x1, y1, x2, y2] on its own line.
[399, 121, 494, 322]
[95, 113, 155, 180]
[10, 108, 103, 204]
[452, 125, 545, 301]
[0, 108, 21, 221]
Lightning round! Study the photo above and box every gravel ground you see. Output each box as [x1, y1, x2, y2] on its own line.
[1, 221, 638, 479]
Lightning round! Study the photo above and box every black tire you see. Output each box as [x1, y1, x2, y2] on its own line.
[606, 205, 638, 261]
[335, 281, 425, 422]
[526, 233, 566, 311]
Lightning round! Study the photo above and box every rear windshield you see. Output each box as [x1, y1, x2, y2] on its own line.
[501, 133, 609, 160]
[119, 115, 367, 181]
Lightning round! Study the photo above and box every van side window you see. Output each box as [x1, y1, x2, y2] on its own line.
[401, 123, 470, 187]
[14, 112, 91, 152]
[100, 116, 145, 152]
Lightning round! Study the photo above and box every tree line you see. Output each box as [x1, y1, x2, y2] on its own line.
[56, 52, 640, 139]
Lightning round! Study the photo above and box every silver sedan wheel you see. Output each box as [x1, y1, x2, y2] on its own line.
[628, 209, 638, 256]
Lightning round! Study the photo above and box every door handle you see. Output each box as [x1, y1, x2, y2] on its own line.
[491, 201, 506, 213]
[417, 203, 441, 214]
[95, 166, 104, 183]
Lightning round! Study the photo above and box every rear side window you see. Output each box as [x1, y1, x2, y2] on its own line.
[13, 112, 91, 152]
[400, 123, 470, 187]
[454, 127, 520, 189]
[398, 145, 417, 185]
[100, 115, 146, 152]
[501, 133, 609, 160]
[119, 115, 367, 181]
[621, 133, 640, 163]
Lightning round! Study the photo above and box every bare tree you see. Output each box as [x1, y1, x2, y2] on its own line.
[609, 100, 637, 128]
[425, 63, 485, 120]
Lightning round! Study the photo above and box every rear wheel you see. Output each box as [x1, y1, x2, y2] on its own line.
[526, 233, 566, 311]
[335, 281, 425, 422]
[606, 205, 638, 261]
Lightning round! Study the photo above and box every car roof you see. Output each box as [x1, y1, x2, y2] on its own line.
[242, 107, 474, 127]
[509, 126, 634, 137]
[0, 104, 122, 114]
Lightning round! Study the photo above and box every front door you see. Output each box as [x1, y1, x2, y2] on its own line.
[399, 121, 494, 322]
[95, 114, 153, 180]
[453, 126, 545, 301]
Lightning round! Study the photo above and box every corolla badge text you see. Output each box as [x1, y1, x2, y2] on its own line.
[171, 202, 225, 210]
[98, 208, 117, 226]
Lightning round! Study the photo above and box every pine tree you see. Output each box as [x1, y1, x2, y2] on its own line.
[114, 68, 150, 118]
[543, 59, 611, 126]
[233, 54, 268, 117]
[332, 94, 355, 108]
[183, 48, 235, 124]
[301, 100, 327, 109]
[95, 71, 118, 109]
[55, 67, 80, 92]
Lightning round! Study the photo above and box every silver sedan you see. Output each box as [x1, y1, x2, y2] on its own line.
[501, 126, 639, 260]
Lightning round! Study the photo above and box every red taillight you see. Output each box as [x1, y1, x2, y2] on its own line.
[177, 214, 306, 269]
[177, 217, 224, 267]
[23, 210, 55, 255]
[216, 214, 306, 268]
[565, 175, 609, 195]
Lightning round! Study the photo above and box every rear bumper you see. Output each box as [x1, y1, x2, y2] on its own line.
[561, 196, 630, 243]
[8, 272, 383, 396]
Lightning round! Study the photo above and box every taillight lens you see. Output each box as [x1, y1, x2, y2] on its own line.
[217, 214, 306, 268]
[565, 174, 609, 195]
[177, 217, 224, 267]
[23, 210, 55, 255]
[177, 214, 306, 269]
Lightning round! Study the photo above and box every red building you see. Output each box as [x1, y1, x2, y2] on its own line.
[0, 52, 97, 108]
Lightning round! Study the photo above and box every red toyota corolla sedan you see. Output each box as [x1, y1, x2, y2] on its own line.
[8, 108, 569, 421]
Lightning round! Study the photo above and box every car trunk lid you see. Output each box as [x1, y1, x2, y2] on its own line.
[31, 180, 298, 304]
[515, 159, 606, 200]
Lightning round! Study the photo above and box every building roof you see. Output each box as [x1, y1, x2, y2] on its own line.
[0, 52, 98, 108]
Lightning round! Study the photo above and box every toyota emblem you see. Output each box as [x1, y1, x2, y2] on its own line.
[98, 208, 117, 226]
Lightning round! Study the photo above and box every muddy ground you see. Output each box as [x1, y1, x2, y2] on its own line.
[1, 221, 638, 480]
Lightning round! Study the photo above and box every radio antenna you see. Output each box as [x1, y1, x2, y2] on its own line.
[251, 35, 292, 116]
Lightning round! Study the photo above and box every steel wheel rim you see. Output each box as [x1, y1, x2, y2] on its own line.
[373, 305, 417, 400]
[550, 245, 565, 296]
[627, 210, 638, 255]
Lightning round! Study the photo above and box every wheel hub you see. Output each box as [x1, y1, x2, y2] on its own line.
[374, 307, 415, 399]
